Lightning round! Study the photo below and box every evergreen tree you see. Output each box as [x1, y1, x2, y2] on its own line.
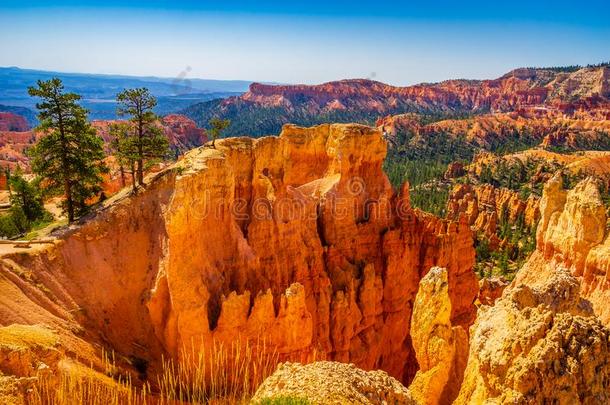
[116, 88, 169, 185]
[8, 169, 47, 222]
[109, 122, 138, 192]
[208, 118, 231, 148]
[28, 78, 107, 222]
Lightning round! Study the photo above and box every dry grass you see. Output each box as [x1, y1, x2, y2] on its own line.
[24, 338, 313, 404]
[0, 324, 58, 351]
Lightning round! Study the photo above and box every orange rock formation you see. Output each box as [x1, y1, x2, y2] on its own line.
[0, 123, 477, 386]
[0, 113, 29, 132]
[378, 109, 610, 151]
[409, 267, 468, 405]
[446, 183, 539, 249]
[517, 175, 610, 325]
[244, 66, 609, 116]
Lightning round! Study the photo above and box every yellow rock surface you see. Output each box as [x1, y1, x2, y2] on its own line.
[456, 269, 610, 404]
[251, 361, 417, 405]
[409, 267, 467, 405]
[519, 174, 610, 325]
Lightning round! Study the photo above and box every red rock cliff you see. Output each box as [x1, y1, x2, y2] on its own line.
[0, 112, 29, 132]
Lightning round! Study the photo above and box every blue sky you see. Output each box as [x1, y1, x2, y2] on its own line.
[1, 1, 608, 85]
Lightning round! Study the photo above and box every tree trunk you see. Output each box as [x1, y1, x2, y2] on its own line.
[137, 116, 144, 185]
[131, 162, 137, 193]
[119, 165, 126, 187]
[56, 102, 74, 223]
[65, 180, 74, 223]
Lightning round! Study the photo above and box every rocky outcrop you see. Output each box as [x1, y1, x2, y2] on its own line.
[409, 267, 467, 405]
[185, 66, 610, 137]
[160, 114, 207, 152]
[443, 162, 465, 179]
[0, 123, 477, 385]
[470, 149, 610, 185]
[446, 183, 539, 249]
[0, 113, 29, 132]
[455, 269, 610, 404]
[477, 277, 509, 306]
[379, 110, 610, 153]
[251, 361, 416, 404]
[246, 67, 609, 117]
[516, 175, 610, 325]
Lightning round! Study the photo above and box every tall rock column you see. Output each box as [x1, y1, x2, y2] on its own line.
[409, 267, 468, 405]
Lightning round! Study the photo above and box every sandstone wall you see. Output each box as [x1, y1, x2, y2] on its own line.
[516, 174, 610, 325]
[0, 123, 477, 384]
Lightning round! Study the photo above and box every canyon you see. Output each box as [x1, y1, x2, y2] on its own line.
[0, 121, 609, 403]
[378, 109, 610, 153]
[183, 65, 610, 137]
[0, 64, 610, 403]
[0, 123, 478, 399]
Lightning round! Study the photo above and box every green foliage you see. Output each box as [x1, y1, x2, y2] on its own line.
[109, 122, 138, 191]
[546, 131, 610, 153]
[475, 211, 537, 280]
[383, 148, 450, 217]
[256, 397, 311, 405]
[116, 88, 169, 185]
[473, 157, 585, 198]
[27, 78, 107, 222]
[0, 206, 29, 238]
[208, 117, 231, 147]
[0, 170, 52, 239]
[411, 185, 450, 218]
[383, 157, 447, 189]
[475, 237, 491, 263]
[9, 170, 47, 222]
[182, 99, 477, 138]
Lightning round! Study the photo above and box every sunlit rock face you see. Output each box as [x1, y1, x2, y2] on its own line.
[455, 269, 610, 404]
[0, 123, 477, 384]
[517, 174, 610, 325]
[409, 267, 468, 405]
[447, 183, 539, 250]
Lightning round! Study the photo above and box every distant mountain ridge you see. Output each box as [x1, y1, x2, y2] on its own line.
[181, 65, 610, 137]
[0, 66, 253, 120]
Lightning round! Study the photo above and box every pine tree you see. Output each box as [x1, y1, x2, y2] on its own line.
[8, 168, 47, 222]
[109, 122, 138, 192]
[116, 88, 169, 185]
[208, 118, 231, 148]
[28, 78, 107, 223]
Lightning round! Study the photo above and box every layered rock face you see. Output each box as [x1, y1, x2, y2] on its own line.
[0, 113, 29, 132]
[244, 67, 609, 116]
[185, 66, 610, 137]
[160, 114, 208, 152]
[0, 123, 477, 384]
[378, 110, 610, 152]
[456, 269, 610, 404]
[517, 175, 610, 325]
[446, 183, 539, 249]
[469, 149, 610, 185]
